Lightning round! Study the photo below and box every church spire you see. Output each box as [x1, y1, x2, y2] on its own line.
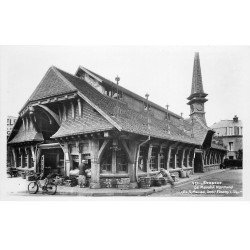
[188, 52, 207, 100]
[187, 52, 208, 124]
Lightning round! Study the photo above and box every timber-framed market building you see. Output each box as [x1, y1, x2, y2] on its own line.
[7, 52, 226, 188]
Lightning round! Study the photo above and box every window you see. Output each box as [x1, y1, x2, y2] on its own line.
[17, 153, 22, 168]
[24, 153, 28, 168]
[239, 127, 243, 135]
[100, 144, 112, 173]
[100, 141, 129, 173]
[116, 147, 128, 173]
[7, 119, 10, 125]
[229, 142, 234, 151]
[234, 126, 239, 135]
[228, 127, 233, 135]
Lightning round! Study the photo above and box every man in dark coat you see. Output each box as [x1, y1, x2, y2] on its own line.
[78, 160, 89, 187]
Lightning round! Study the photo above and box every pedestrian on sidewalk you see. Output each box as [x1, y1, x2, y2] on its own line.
[78, 160, 89, 188]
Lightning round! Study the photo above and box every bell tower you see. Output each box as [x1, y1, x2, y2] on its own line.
[187, 52, 208, 124]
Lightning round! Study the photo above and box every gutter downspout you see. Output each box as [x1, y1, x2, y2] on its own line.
[135, 136, 151, 183]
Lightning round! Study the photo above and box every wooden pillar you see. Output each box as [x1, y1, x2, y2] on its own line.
[122, 140, 139, 188]
[157, 145, 163, 171]
[90, 139, 100, 189]
[174, 147, 180, 169]
[186, 148, 191, 167]
[111, 139, 118, 174]
[181, 147, 186, 168]
[147, 144, 153, 173]
[18, 148, 23, 168]
[191, 149, 195, 169]
[30, 145, 36, 169]
[25, 147, 30, 168]
[11, 148, 17, 168]
[76, 141, 82, 165]
[166, 147, 172, 169]
[60, 142, 71, 177]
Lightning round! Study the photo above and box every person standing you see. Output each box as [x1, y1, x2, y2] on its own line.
[78, 159, 88, 187]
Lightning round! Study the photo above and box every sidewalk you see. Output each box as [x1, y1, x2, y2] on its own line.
[8, 169, 226, 197]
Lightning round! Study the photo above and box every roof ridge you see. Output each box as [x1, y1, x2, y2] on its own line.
[78, 65, 182, 119]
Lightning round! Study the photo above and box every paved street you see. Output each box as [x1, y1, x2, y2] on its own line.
[151, 169, 243, 197]
[1, 169, 242, 198]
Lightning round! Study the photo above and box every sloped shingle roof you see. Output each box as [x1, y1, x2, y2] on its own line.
[8, 123, 44, 144]
[56, 67, 200, 145]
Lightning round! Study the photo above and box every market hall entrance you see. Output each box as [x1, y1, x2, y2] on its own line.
[39, 148, 64, 176]
[194, 152, 203, 173]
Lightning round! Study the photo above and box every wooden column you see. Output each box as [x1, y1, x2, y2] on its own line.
[18, 148, 23, 168]
[147, 144, 153, 173]
[90, 139, 100, 189]
[121, 140, 139, 188]
[157, 145, 163, 171]
[25, 147, 30, 168]
[166, 147, 172, 169]
[181, 147, 186, 168]
[191, 149, 195, 169]
[35, 148, 42, 172]
[186, 148, 191, 167]
[76, 141, 82, 165]
[60, 142, 72, 177]
[174, 147, 180, 169]
[30, 145, 36, 169]
[111, 139, 118, 174]
[11, 148, 17, 168]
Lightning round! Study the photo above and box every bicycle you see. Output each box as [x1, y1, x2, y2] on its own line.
[28, 173, 57, 195]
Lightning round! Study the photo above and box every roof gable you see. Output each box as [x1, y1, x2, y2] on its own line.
[26, 67, 77, 104]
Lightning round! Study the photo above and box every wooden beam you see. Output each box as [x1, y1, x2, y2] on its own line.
[97, 139, 110, 163]
[121, 140, 133, 163]
[77, 98, 82, 117]
[71, 101, 75, 119]
[63, 103, 67, 121]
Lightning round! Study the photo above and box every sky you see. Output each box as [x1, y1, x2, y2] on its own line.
[1, 46, 249, 126]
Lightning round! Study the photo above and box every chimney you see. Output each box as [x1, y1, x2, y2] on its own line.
[233, 115, 238, 123]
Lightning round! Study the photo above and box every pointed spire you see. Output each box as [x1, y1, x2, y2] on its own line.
[191, 52, 203, 94]
[187, 52, 208, 101]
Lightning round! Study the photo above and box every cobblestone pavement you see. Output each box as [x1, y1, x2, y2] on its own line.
[150, 169, 243, 197]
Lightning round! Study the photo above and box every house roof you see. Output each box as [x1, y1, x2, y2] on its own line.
[211, 119, 243, 128]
